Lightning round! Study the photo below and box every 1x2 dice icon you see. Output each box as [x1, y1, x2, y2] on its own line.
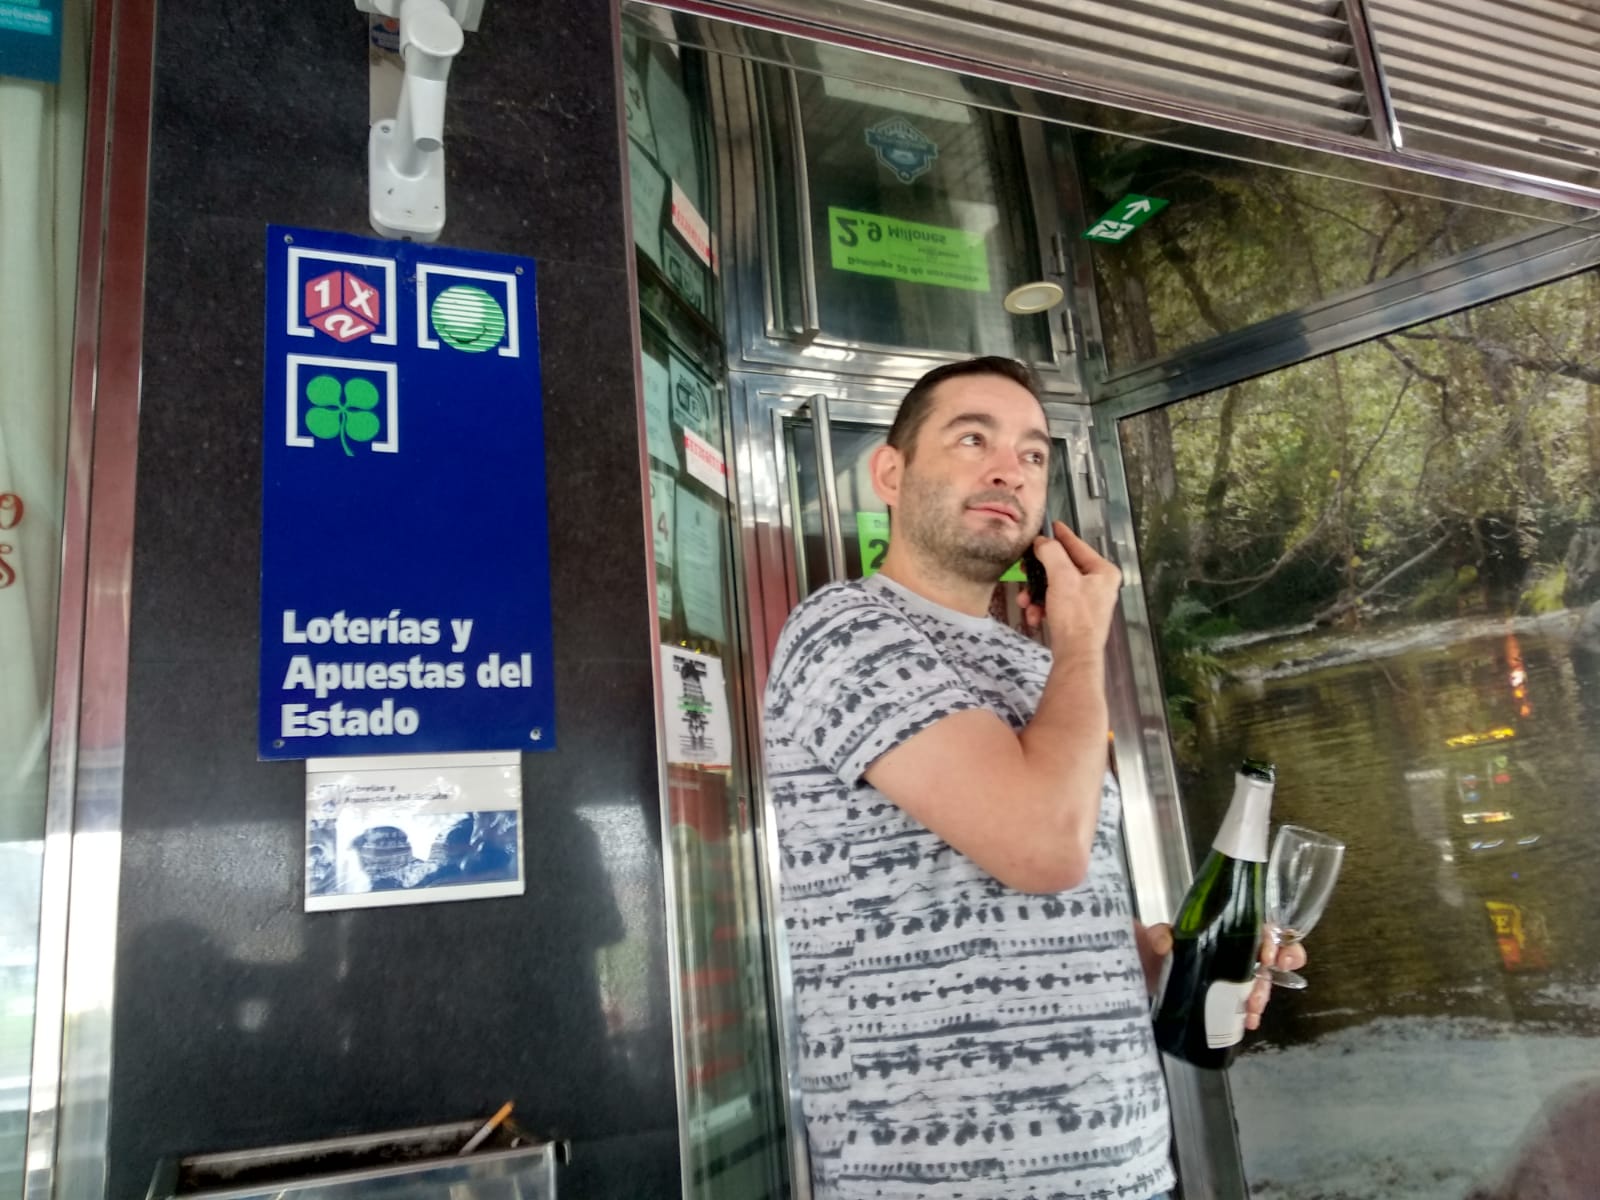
[305, 269, 382, 342]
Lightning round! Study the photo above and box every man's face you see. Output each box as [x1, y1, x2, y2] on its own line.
[889, 374, 1051, 583]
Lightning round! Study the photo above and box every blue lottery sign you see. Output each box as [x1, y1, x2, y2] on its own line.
[260, 225, 554, 759]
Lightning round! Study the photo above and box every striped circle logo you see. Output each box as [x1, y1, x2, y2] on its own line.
[429, 285, 506, 353]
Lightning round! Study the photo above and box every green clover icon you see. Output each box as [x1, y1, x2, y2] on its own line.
[304, 374, 381, 456]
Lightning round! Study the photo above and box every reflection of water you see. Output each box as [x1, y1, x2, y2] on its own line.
[1188, 618, 1600, 1198]
[1192, 619, 1600, 1034]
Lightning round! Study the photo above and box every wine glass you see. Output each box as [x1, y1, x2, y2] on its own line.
[1259, 824, 1344, 990]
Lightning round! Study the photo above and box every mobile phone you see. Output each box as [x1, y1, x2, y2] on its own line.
[1021, 516, 1051, 607]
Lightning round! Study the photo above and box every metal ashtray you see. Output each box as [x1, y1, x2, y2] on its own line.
[146, 1116, 564, 1199]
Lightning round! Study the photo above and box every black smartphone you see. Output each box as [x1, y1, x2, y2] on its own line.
[1021, 516, 1051, 607]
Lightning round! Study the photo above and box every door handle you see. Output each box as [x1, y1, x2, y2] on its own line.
[804, 393, 848, 582]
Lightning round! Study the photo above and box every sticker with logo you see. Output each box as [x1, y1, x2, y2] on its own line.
[865, 117, 939, 184]
[304, 269, 383, 343]
[416, 265, 521, 357]
[287, 247, 397, 346]
[430, 285, 507, 353]
[284, 356, 399, 455]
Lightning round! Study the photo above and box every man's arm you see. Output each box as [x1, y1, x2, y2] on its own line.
[864, 524, 1121, 894]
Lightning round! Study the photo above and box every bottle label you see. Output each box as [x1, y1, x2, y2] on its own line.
[1203, 978, 1253, 1049]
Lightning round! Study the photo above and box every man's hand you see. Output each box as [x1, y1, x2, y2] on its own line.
[1134, 921, 1173, 995]
[1019, 521, 1121, 653]
[1137, 922, 1308, 1029]
[1244, 934, 1309, 1030]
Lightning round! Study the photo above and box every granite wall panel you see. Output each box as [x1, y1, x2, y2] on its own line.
[110, 2, 672, 1195]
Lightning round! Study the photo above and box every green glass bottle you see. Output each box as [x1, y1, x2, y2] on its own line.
[1152, 759, 1274, 1069]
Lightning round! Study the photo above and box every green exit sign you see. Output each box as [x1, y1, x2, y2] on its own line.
[1083, 194, 1168, 243]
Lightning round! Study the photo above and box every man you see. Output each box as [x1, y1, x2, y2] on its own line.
[763, 357, 1300, 1200]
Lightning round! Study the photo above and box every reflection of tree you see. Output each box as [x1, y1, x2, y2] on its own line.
[1090, 136, 1600, 762]
[1117, 263, 1600, 636]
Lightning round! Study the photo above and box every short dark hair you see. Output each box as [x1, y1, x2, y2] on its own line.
[886, 356, 1044, 462]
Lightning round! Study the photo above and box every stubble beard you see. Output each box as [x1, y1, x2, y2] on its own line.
[896, 470, 1035, 585]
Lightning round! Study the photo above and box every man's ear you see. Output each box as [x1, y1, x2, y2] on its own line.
[869, 442, 904, 509]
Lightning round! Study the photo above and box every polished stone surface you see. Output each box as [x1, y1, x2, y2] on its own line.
[112, 1, 674, 1194]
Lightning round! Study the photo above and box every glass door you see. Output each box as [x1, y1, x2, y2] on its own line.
[1114, 272, 1600, 1200]
[629, 22, 1138, 1197]
[1, 4, 93, 1194]
[626, 28, 792, 1200]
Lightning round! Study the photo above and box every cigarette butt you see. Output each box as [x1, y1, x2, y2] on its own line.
[459, 1101, 514, 1156]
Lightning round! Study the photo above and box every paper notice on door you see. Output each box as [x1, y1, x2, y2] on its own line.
[661, 645, 732, 768]
[623, 58, 655, 154]
[304, 751, 524, 911]
[629, 142, 667, 266]
[856, 510, 890, 576]
[670, 180, 715, 270]
[682, 428, 727, 498]
[642, 352, 677, 467]
[669, 353, 713, 441]
[650, 468, 675, 567]
[661, 233, 707, 313]
[857, 508, 1024, 580]
[647, 64, 699, 203]
[674, 487, 726, 642]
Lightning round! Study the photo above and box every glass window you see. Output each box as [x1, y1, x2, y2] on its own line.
[759, 62, 1055, 361]
[1082, 133, 1569, 374]
[626, 35, 717, 325]
[626, 33, 789, 1200]
[1120, 268, 1600, 1199]
[1, 4, 92, 1191]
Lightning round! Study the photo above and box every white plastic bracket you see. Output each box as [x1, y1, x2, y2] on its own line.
[355, 0, 483, 240]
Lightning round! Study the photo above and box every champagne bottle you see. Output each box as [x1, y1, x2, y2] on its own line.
[1151, 759, 1274, 1069]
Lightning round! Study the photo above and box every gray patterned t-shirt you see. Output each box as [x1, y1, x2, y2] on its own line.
[764, 574, 1174, 1200]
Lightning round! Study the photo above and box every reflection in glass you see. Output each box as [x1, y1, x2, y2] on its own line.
[0, 2, 91, 1190]
[627, 34, 716, 324]
[1085, 132, 1561, 372]
[1120, 269, 1600, 1198]
[762, 64, 1053, 361]
[627, 29, 789, 1199]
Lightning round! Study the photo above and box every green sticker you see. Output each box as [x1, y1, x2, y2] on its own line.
[828, 206, 989, 292]
[856, 511, 891, 577]
[1083, 194, 1168, 244]
[854, 509, 1025, 580]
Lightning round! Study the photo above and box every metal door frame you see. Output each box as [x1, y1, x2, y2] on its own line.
[25, 0, 158, 1197]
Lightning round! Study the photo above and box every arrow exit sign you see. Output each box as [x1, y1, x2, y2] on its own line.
[1083, 194, 1168, 243]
